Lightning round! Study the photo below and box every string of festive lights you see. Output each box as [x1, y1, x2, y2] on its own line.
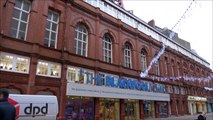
[146, 75, 213, 91]
[140, 0, 198, 78]
[139, 0, 213, 90]
[147, 75, 213, 82]
[171, 0, 195, 30]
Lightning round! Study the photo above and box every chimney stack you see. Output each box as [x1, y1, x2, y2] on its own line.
[148, 19, 155, 28]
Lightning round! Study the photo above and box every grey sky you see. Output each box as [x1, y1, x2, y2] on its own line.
[123, 0, 213, 70]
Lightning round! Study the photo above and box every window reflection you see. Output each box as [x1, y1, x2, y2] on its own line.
[124, 100, 139, 120]
[37, 61, 61, 77]
[100, 98, 120, 120]
[0, 52, 29, 73]
[0, 54, 13, 70]
[16, 57, 28, 72]
[67, 67, 94, 85]
[65, 96, 94, 120]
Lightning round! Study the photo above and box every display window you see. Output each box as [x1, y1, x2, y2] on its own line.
[158, 102, 168, 118]
[100, 98, 120, 120]
[143, 101, 155, 118]
[124, 100, 140, 120]
[65, 96, 94, 120]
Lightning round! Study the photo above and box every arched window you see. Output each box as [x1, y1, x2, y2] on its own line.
[177, 62, 181, 76]
[141, 49, 147, 72]
[103, 34, 112, 63]
[164, 57, 168, 76]
[124, 43, 132, 68]
[171, 60, 175, 77]
[154, 54, 160, 76]
[74, 24, 88, 56]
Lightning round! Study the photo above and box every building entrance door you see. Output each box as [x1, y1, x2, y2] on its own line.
[65, 96, 94, 120]
[124, 100, 139, 120]
[143, 101, 155, 118]
[100, 98, 120, 120]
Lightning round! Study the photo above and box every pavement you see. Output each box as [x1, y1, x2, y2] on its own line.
[146, 113, 213, 120]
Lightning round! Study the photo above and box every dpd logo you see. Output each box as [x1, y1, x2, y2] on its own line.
[24, 103, 48, 117]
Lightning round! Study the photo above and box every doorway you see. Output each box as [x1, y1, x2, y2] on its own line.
[124, 100, 139, 120]
[100, 98, 120, 120]
[143, 101, 155, 118]
[65, 96, 94, 120]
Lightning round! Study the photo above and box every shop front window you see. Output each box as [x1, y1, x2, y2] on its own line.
[143, 101, 155, 119]
[65, 96, 94, 120]
[124, 100, 139, 120]
[158, 102, 168, 118]
[100, 98, 120, 120]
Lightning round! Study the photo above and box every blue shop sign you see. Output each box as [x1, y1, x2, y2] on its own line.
[79, 69, 165, 93]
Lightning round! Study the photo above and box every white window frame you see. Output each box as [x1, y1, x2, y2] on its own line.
[141, 50, 147, 72]
[44, 10, 59, 48]
[124, 44, 132, 68]
[0, 52, 30, 74]
[154, 62, 160, 76]
[103, 34, 112, 63]
[167, 85, 173, 93]
[74, 24, 88, 57]
[174, 86, 180, 94]
[36, 60, 61, 78]
[67, 67, 78, 83]
[66, 66, 94, 85]
[10, 0, 31, 40]
[180, 87, 185, 95]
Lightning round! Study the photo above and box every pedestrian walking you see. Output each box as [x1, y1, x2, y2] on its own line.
[0, 88, 16, 120]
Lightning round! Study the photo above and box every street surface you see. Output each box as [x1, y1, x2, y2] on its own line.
[159, 113, 213, 120]
[146, 113, 213, 120]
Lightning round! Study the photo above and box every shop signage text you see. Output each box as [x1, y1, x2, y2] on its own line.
[187, 96, 207, 101]
[79, 69, 165, 93]
[66, 82, 170, 101]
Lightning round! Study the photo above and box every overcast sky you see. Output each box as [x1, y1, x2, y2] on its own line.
[123, 0, 213, 70]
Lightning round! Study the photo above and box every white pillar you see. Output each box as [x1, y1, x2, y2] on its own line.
[194, 103, 197, 114]
[189, 102, 195, 115]
[198, 103, 202, 113]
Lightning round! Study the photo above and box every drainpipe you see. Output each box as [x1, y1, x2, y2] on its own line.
[58, 0, 69, 119]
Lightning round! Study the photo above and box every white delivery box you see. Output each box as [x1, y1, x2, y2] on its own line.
[9, 94, 58, 120]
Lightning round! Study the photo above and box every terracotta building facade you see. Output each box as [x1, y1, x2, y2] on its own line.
[0, 0, 212, 120]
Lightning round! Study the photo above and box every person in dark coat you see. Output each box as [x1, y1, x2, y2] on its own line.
[0, 88, 16, 120]
[197, 112, 206, 120]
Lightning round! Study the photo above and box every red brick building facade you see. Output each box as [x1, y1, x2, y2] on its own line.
[0, 0, 212, 120]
